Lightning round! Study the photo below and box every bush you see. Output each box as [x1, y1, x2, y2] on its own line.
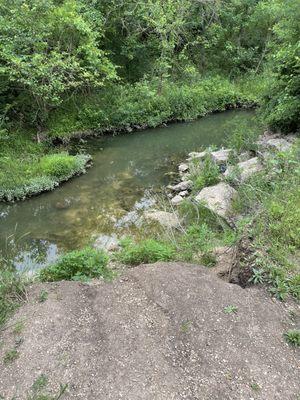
[39, 247, 112, 282]
[191, 155, 220, 192]
[117, 238, 175, 265]
[39, 153, 78, 178]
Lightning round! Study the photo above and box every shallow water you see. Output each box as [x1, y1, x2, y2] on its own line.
[0, 110, 255, 270]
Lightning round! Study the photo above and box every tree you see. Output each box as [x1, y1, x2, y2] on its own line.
[0, 0, 116, 135]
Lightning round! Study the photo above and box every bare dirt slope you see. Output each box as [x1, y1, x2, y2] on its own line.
[0, 262, 299, 400]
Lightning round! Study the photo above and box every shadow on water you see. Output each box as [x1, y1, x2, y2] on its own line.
[0, 110, 256, 270]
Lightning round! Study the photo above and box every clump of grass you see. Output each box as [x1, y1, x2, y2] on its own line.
[13, 320, 25, 334]
[38, 247, 113, 282]
[3, 348, 19, 364]
[284, 330, 300, 347]
[0, 266, 28, 328]
[235, 143, 300, 300]
[224, 305, 238, 314]
[30, 374, 68, 400]
[37, 290, 48, 303]
[190, 155, 220, 192]
[117, 238, 175, 266]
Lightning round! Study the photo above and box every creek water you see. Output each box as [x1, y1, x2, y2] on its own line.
[0, 110, 255, 270]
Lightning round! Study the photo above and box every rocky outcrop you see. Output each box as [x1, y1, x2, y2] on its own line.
[195, 182, 237, 220]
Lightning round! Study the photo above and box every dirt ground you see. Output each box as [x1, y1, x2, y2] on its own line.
[0, 262, 299, 399]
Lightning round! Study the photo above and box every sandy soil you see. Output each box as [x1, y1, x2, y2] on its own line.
[0, 262, 299, 399]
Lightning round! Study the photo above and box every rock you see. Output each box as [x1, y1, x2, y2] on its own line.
[114, 211, 141, 228]
[171, 180, 193, 192]
[266, 138, 292, 152]
[94, 234, 120, 252]
[256, 134, 293, 152]
[195, 182, 237, 220]
[224, 157, 263, 183]
[171, 194, 184, 206]
[178, 163, 189, 173]
[187, 151, 207, 162]
[238, 151, 252, 162]
[211, 149, 232, 165]
[178, 190, 188, 197]
[144, 211, 181, 229]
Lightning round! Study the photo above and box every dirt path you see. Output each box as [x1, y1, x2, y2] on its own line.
[0, 262, 299, 399]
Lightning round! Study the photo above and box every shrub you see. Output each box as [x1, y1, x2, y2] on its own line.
[192, 155, 220, 192]
[39, 153, 79, 178]
[38, 247, 112, 282]
[117, 238, 175, 265]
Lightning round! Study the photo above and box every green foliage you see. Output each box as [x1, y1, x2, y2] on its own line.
[284, 330, 300, 347]
[3, 348, 19, 364]
[191, 155, 220, 192]
[224, 305, 238, 314]
[261, 0, 300, 133]
[117, 238, 175, 265]
[0, 0, 116, 128]
[47, 76, 252, 139]
[38, 247, 112, 282]
[0, 266, 27, 328]
[0, 145, 90, 201]
[236, 143, 300, 299]
[226, 117, 260, 152]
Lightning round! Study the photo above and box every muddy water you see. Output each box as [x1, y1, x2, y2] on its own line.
[0, 110, 255, 270]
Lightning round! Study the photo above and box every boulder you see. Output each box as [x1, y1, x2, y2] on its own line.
[171, 194, 184, 206]
[187, 151, 207, 162]
[94, 234, 120, 252]
[266, 138, 292, 152]
[178, 163, 189, 173]
[178, 190, 189, 197]
[144, 210, 181, 229]
[224, 157, 263, 183]
[195, 182, 237, 220]
[211, 149, 232, 165]
[170, 180, 193, 192]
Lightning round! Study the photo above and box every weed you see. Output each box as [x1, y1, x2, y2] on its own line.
[32, 375, 48, 392]
[250, 382, 261, 391]
[0, 266, 28, 328]
[117, 238, 175, 266]
[249, 268, 265, 285]
[224, 305, 238, 314]
[38, 247, 112, 282]
[13, 320, 25, 334]
[191, 155, 220, 192]
[3, 348, 19, 364]
[284, 330, 300, 347]
[38, 290, 48, 303]
[180, 321, 192, 333]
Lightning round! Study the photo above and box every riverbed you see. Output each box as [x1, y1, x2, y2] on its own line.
[0, 110, 256, 270]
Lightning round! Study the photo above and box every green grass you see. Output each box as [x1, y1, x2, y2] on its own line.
[224, 305, 238, 314]
[284, 330, 300, 347]
[0, 131, 91, 202]
[117, 238, 175, 266]
[3, 348, 19, 364]
[0, 266, 28, 328]
[46, 76, 258, 140]
[190, 155, 220, 192]
[38, 247, 113, 282]
[234, 143, 300, 300]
